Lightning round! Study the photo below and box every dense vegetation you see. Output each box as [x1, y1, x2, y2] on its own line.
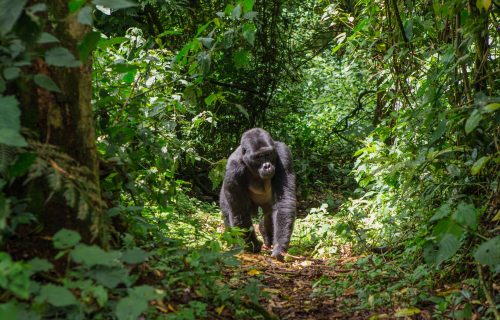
[0, 0, 498, 319]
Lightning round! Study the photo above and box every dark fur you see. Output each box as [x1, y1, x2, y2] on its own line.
[220, 128, 296, 260]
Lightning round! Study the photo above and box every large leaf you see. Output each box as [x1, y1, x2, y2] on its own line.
[0, 0, 28, 35]
[33, 74, 61, 93]
[53, 229, 81, 249]
[430, 203, 451, 222]
[435, 233, 462, 266]
[471, 156, 490, 175]
[92, 0, 137, 9]
[45, 47, 81, 67]
[0, 96, 27, 147]
[115, 296, 148, 320]
[473, 237, 500, 273]
[452, 202, 479, 230]
[465, 109, 481, 134]
[242, 23, 257, 46]
[89, 267, 128, 288]
[121, 248, 150, 264]
[71, 244, 121, 267]
[38, 284, 77, 307]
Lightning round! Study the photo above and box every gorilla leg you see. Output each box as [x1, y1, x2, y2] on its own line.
[221, 187, 262, 253]
[259, 205, 274, 247]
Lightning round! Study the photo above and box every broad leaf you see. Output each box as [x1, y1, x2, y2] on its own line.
[3, 67, 20, 80]
[38, 284, 77, 307]
[78, 31, 101, 61]
[34, 74, 61, 93]
[77, 5, 93, 25]
[473, 236, 500, 273]
[53, 229, 81, 249]
[430, 203, 450, 222]
[121, 248, 150, 264]
[465, 109, 481, 134]
[0, 96, 27, 147]
[37, 32, 59, 44]
[242, 23, 256, 46]
[71, 244, 121, 267]
[452, 202, 479, 230]
[27, 258, 53, 273]
[45, 47, 81, 67]
[435, 233, 461, 266]
[115, 296, 148, 320]
[92, 0, 137, 9]
[471, 156, 490, 175]
[0, 0, 28, 35]
[90, 266, 128, 288]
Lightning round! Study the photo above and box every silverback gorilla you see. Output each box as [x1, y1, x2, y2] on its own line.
[220, 128, 296, 261]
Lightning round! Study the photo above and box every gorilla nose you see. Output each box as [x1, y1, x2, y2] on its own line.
[263, 163, 271, 170]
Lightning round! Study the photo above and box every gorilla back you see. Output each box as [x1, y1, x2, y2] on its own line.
[219, 128, 296, 261]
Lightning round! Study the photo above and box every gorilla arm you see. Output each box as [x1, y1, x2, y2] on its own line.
[220, 147, 262, 252]
[271, 141, 297, 260]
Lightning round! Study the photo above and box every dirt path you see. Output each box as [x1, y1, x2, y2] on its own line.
[235, 251, 370, 320]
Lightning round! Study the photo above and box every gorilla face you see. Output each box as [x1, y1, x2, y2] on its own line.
[241, 129, 276, 180]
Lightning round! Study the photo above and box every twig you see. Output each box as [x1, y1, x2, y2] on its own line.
[477, 264, 500, 320]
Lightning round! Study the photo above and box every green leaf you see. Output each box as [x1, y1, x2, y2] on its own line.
[129, 285, 162, 300]
[235, 104, 249, 120]
[90, 266, 128, 288]
[231, 5, 242, 19]
[435, 233, 461, 266]
[471, 156, 491, 175]
[242, 23, 256, 46]
[0, 0, 28, 35]
[3, 67, 20, 80]
[33, 74, 61, 93]
[430, 203, 451, 222]
[0, 95, 27, 147]
[38, 284, 77, 307]
[97, 36, 127, 48]
[483, 103, 500, 113]
[465, 109, 481, 134]
[37, 32, 59, 44]
[452, 202, 479, 230]
[233, 49, 251, 69]
[53, 229, 81, 249]
[473, 237, 500, 273]
[77, 5, 93, 25]
[92, 0, 137, 9]
[9, 152, 36, 177]
[45, 47, 81, 67]
[394, 307, 420, 317]
[84, 285, 108, 307]
[71, 244, 121, 267]
[432, 218, 464, 240]
[0, 129, 27, 147]
[0, 302, 17, 319]
[115, 296, 148, 320]
[27, 258, 53, 273]
[121, 248, 150, 264]
[242, 0, 254, 12]
[78, 31, 101, 61]
[69, 0, 86, 12]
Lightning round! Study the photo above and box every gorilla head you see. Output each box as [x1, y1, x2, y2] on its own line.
[241, 128, 277, 180]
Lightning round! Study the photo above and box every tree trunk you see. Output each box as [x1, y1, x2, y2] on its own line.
[11, 1, 102, 248]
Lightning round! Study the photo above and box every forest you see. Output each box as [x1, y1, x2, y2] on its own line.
[0, 0, 499, 319]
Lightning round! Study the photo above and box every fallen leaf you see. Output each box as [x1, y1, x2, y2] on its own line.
[343, 287, 356, 296]
[247, 269, 262, 276]
[369, 314, 390, 320]
[394, 307, 421, 317]
[215, 305, 225, 315]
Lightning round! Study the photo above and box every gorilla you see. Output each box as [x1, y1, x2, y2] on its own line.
[220, 128, 296, 261]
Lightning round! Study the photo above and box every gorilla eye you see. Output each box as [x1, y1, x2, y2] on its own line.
[242, 148, 247, 155]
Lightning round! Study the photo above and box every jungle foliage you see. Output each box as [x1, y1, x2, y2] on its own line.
[0, 0, 498, 319]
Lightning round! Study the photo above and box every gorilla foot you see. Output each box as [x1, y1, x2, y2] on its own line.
[245, 240, 262, 253]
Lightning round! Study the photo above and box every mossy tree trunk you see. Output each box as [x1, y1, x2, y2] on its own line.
[14, 1, 103, 246]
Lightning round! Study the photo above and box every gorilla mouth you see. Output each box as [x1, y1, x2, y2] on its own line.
[260, 169, 275, 179]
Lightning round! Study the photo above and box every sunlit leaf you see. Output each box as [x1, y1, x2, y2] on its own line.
[471, 156, 490, 175]
[394, 307, 420, 317]
[483, 103, 500, 113]
[465, 109, 481, 134]
[92, 0, 137, 10]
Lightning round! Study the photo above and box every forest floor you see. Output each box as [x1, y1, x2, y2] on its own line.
[232, 250, 405, 320]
